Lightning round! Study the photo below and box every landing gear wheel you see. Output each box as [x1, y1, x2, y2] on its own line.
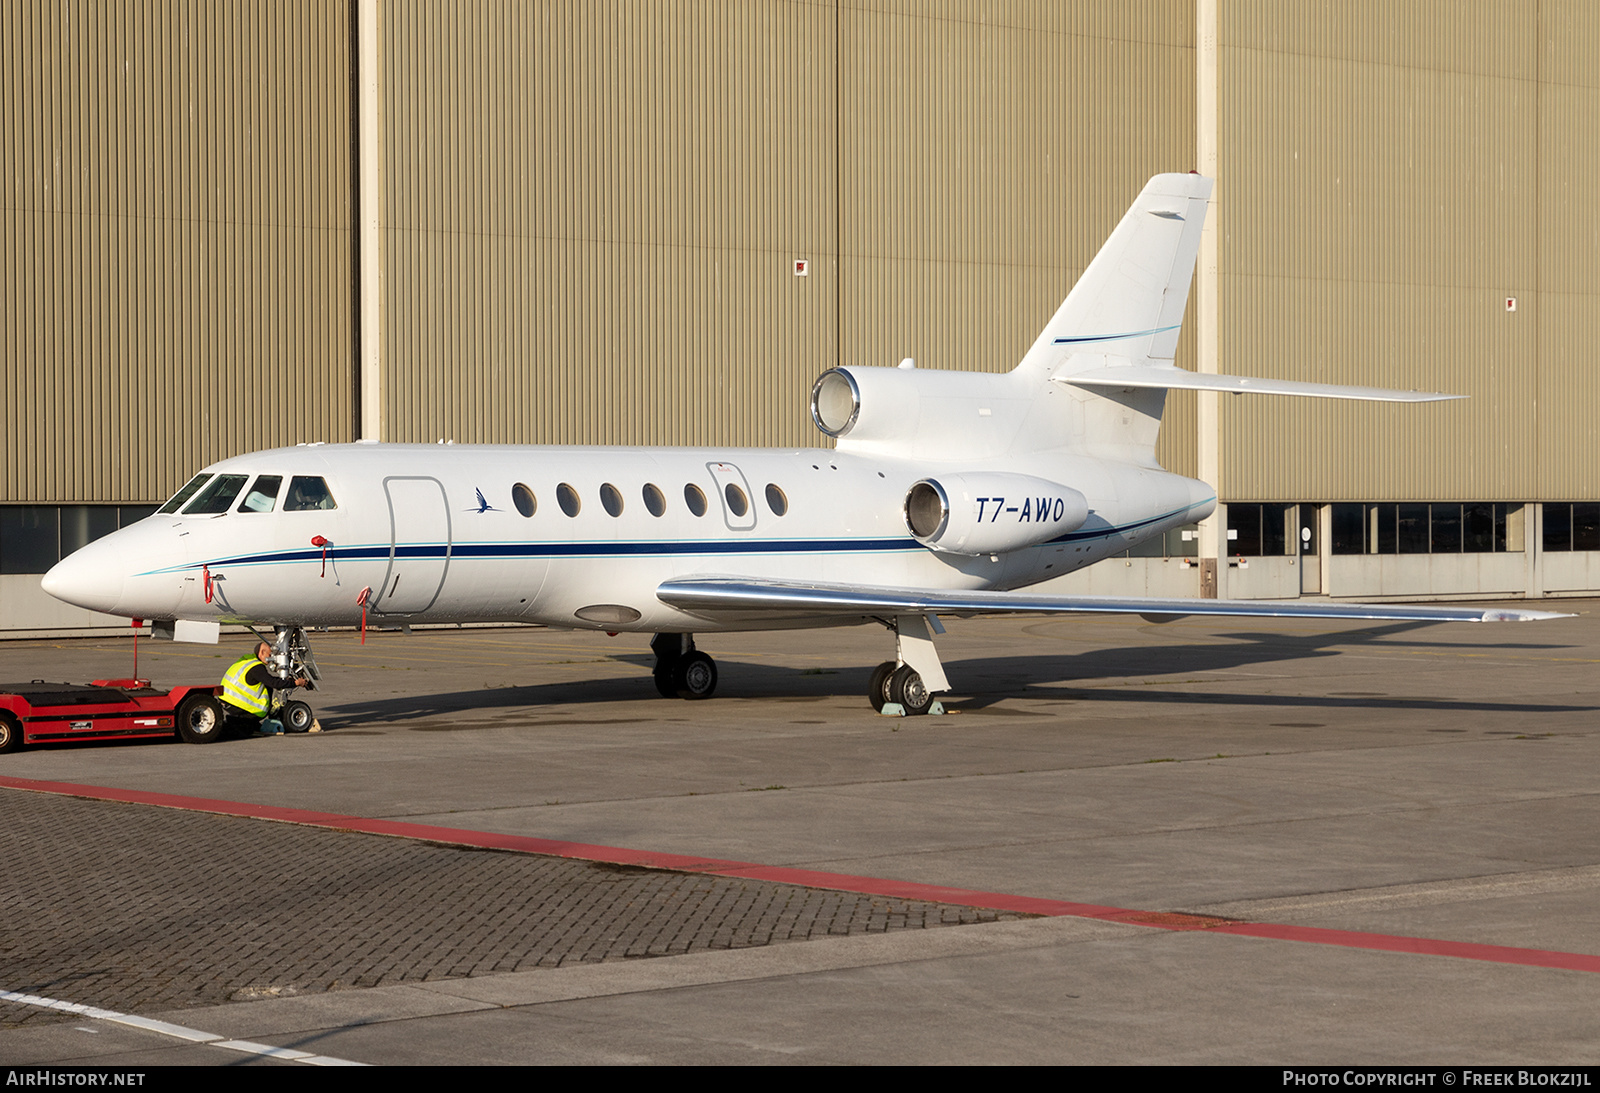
[867, 661, 897, 713]
[0, 713, 21, 754]
[889, 664, 934, 716]
[177, 693, 225, 744]
[673, 651, 718, 700]
[282, 700, 315, 733]
[652, 668, 678, 699]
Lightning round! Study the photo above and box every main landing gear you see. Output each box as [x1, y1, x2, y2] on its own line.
[867, 614, 950, 717]
[650, 615, 949, 714]
[651, 633, 717, 700]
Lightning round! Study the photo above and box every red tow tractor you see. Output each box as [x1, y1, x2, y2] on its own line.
[0, 619, 230, 754]
[0, 679, 225, 754]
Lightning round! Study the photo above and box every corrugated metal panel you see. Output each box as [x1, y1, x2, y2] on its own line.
[838, 3, 1194, 371]
[1223, 0, 1535, 80]
[377, 0, 1196, 458]
[1536, 0, 1600, 499]
[380, 0, 841, 448]
[2, 0, 353, 504]
[836, 2, 1197, 472]
[1217, 1, 1546, 502]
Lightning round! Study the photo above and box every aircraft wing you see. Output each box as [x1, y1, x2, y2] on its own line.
[656, 577, 1571, 624]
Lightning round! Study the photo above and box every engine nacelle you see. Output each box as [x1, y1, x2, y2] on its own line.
[904, 473, 1090, 556]
[810, 365, 1034, 460]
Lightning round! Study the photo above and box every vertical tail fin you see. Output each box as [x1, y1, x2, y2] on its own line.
[1015, 173, 1212, 378]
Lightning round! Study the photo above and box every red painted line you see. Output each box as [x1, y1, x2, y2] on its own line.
[6, 773, 1599, 975]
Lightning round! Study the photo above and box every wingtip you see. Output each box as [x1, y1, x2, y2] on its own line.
[1478, 609, 1577, 622]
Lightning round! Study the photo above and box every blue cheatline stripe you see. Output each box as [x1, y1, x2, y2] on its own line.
[1051, 324, 1181, 345]
[140, 537, 923, 576]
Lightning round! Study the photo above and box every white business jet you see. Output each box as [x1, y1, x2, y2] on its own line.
[42, 174, 1563, 715]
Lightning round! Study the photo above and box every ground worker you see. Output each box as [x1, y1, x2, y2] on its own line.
[219, 642, 310, 736]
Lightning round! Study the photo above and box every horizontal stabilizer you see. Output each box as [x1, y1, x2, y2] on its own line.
[658, 577, 1569, 624]
[1055, 364, 1462, 403]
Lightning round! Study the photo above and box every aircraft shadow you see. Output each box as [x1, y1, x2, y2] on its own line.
[319, 622, 1594, 726]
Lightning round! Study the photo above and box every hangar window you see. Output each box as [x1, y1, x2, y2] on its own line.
[0, 505, 156, 574]
[557, 483, 581, 517]
[684, 484, 708, 517]
[1330, 503, 1523, 554]
[237, 476, 283, 513]
[1542, 503, 1600, 552]
[1225, 503, 1294, 557]
[183, 475, 249, 515]
[600, 483, 624, 517]
[643, 483, 666, 517]
[765, 484, 788, 517]
[1118, 523, 1201, 559]
[723, 483, 749, 518]
[284, 477, 337, 511]
[512, 483, 536, 518]
[159, 474, 212, 514]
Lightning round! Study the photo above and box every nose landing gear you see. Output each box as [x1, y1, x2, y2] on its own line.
[267, 626, 322, 732]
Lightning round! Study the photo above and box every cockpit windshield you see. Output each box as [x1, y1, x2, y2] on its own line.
[284, 476, 337, 511]
[158, 474, 213, 514]
[182, 474, 249, 515]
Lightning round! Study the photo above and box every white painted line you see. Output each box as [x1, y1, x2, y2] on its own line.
[103, 1013, 226, 1042]
[214, 1039, 315, 1060]
[3, 987, 369, 1066]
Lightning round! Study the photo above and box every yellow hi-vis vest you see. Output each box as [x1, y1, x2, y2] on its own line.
[220, 656, 270, 716]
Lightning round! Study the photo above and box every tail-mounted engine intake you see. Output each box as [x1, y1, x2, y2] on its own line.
[904, 473, 1089, 556]
[809, 365, 1034, 460]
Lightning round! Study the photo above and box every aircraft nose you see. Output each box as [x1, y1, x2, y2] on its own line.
[42, 542, 127, 615]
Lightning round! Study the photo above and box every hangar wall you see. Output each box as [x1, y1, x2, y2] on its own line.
[2, 0, 355, 504]
[1216, 0, 1600, 504]
[3, 0, 1597, 633]
[369, 0, 1195, 452]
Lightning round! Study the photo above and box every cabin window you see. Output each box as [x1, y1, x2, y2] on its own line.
[283, 476, 337, 511]
[237, 476, 283, 513]
[159, 474, 212, 514]
[183, 474, 249, 515]
[512, 483, 536, 517]
[557, 483, 581, 517]
[642, 483, 666, 517]
[723, 483, 749, 518]
[765, 484, 788, 516]
[600, 483, 624, 517]
[684, 484, 708, 517]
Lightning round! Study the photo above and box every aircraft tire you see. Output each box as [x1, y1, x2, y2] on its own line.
[282, 700, 315, 733]
[176, 694, 226, 744]
[652, 668, 677, 699]
[867, 661, 897, 712]
[0, 712, 21, 754]
[673, 651, 717, 700]
[889, 665, 934, 716]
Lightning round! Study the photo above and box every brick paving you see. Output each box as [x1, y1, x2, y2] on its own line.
[0, 789, 1025, 1027]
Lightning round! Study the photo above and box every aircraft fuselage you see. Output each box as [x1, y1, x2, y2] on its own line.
[44, 442, 1216, 634]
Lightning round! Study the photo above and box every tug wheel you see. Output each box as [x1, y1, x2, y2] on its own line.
[177, 694, 225, 744]
[0, 712, 21, 754]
